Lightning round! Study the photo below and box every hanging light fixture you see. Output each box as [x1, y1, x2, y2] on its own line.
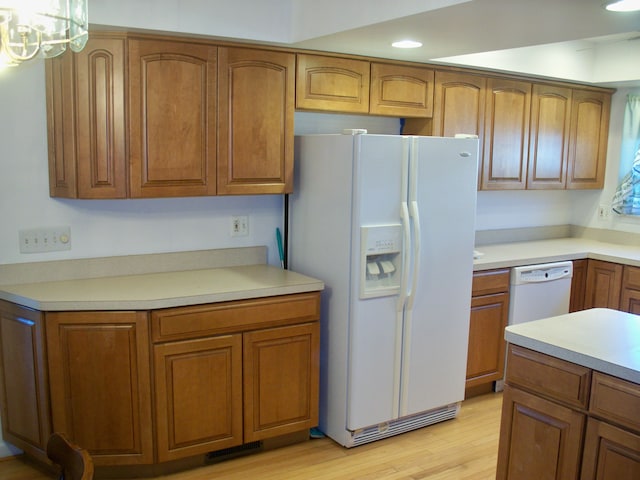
[0, 0, 88, 67]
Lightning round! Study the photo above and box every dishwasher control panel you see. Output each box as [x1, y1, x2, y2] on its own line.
[511, 261, 573, 285]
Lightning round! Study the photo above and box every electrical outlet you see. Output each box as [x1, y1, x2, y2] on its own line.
[230, 216, 249, 237]
[19, 226, 71, 253]
[597, 204, 610, 220]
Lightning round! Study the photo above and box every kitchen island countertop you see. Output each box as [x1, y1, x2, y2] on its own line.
[0, 264, 324, 311]
[474, 237, 640, 271]
[505, 308, 640, 384]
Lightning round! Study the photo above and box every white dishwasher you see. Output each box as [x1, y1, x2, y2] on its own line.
[509, 261, 574, 325]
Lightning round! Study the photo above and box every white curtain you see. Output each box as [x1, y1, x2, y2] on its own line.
[612, 95, 640, 215]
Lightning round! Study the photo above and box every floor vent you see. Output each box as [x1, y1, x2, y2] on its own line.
[347, 403, 460, 447]
[205, 441, 263, 464]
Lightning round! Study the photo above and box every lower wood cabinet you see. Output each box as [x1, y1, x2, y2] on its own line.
[0, 292, 321, 469]
[497, 345, 640, 480]
[498, 384, 585, 480]
[46, 310, 154, 465]
[153, 334, 243, 462]
[466, 269, 510, 393]
[577, 260, 639, 313]
[151, 292, 320, 464]
[0, 301, 50, 463]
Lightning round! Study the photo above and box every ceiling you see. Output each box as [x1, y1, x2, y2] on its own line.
[286, 0, 640, 87]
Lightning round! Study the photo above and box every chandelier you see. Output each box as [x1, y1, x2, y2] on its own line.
[0, 0, 88, 67]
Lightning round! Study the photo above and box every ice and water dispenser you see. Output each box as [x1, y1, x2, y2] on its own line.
[360, 225, 402, 299]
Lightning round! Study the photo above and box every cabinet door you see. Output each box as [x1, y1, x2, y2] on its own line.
[482, 78, 531, 190]
[567, 90, 611, 189]
[527, 84, 571, 189]
[0, 302, 50, 462]
[621, 266, 640, 314]
[217, 47, 295, 195]
[129, 39, 217, 197]
[466, 292, 509, 388]
[46, 48, 78, 198]
[75, 35, 128, 198]
[584, 260, 623, 310]
[243, 322, 320, 442]
[496, 385, 586, 480]
[369, 63, 434, 117]
[46, 311, 153, 465]
[581, 418, 640, 480]
[570, 259, 588, 312]
[296, 53, 370, 113]
[154, 335, 243, 462]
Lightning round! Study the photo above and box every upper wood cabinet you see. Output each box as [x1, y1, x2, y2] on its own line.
[369, 63, 434, 117]
[217, 47, 295, 195]
[527, 84, 572, 190]
[46, 33, 128, 199]
[129, 38, 218, 198]
[46, 33, 294, 198]
[296, 54, 434, 117]
[567, 90, 611, 189]
[482, 78, 532, 190]
[296, 53, 370, 114]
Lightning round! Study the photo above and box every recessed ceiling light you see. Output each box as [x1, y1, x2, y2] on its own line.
[392, 40, 423, 49]
[604, 0, 640, 12]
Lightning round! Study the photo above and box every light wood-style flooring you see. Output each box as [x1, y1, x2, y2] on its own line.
[0, 392, 502, 480]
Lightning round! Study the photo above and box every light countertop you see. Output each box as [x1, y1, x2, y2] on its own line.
[0, 264, 324, 311]
[505, 308, 640, 384]
[474, 238, 640, 271]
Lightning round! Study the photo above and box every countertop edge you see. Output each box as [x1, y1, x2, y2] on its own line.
[0, 281, 325, 311]
[505, 330, 640, 384]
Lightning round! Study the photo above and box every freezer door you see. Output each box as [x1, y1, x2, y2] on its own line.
[400, 136, 479, 417]
[346, 134, 408, 430]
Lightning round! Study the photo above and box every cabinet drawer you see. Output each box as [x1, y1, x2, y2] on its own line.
[624, 265, 640, 290]
[505, 345, 591, 409]
[590, 372, 640, 433]
[472, 269, 510, 296]
[151, 292, 320, 342]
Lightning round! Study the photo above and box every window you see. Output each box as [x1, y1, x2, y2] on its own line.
[612, 94, 640, 216]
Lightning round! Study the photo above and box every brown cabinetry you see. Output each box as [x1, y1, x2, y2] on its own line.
[466, 269, 510, 392]
[621, 265, 640, 314]
[45, 310, 154, 465]
[527, 84, 572, 189]
[567, 90, 611, 189]
[497, 345, 640, 480]
[584, 259, 623, 310]
[482, 78, 532, 190]
[369, 63, 434, 117]
[570, 259, 588, 312]
[218, 47, 295, 194]
[128, 38, 218, 197]
[296, 54, 370, 114]
[46, 33, 294, 198]
[46, 33, 128, 199]
[0, 301, 50, 463]
[0, 292, 320, 469]
[151, 292, 320, 463]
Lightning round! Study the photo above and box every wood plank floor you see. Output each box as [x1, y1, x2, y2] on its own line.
[0, 392, 502, 480]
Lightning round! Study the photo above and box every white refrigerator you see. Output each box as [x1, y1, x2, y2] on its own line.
[288, 132, 478, 447]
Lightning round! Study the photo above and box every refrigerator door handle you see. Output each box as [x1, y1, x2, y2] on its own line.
[407, 200, 421, 310]
[398, 201, 411, 312]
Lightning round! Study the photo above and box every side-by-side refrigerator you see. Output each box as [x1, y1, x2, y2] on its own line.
[288, 132, 479, 447]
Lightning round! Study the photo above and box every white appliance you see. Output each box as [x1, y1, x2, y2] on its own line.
[509, 261, 574, 325]
[288, 132, 479, 447]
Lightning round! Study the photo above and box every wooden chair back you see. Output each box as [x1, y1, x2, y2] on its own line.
[46, 432, 94, 480]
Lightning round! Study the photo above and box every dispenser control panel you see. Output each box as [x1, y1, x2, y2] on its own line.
[360, 225, 403, 299]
